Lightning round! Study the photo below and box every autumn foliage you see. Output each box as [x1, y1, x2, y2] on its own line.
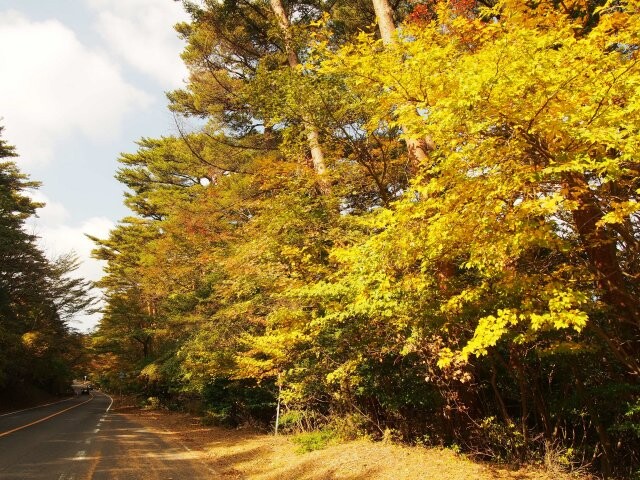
[91, 0, 640, 476]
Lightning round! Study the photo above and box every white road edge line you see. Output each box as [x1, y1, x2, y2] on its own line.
[105, 393, 114, 413]
[0, 397, 74, 417]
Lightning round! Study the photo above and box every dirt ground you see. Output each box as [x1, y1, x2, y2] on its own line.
[113, 403, 591, 480]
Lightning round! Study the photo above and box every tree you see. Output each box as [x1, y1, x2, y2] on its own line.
[90, 1, 640, 475]
[302, 1, 640, 472]
[369, 0, 431, 164]
[0, 126, 95, 396]
[268, 0, 327, 181]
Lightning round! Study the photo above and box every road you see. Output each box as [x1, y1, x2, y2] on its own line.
[0, 390, 213, 479]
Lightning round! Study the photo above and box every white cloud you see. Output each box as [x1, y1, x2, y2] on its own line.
[27, 192, 115, 331]
[32, 215, 114, 280]
[37, 216, 113, 290]
[0, 10, 152, 166]
[28, 190, 71, 226]
[29, 211, 114, 287]
[87, 0, 189, 89]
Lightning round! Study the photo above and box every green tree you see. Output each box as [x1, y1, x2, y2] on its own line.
[0, 126, 95, 396]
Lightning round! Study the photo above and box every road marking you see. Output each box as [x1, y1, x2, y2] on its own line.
[85, 438, 91, 445]
[0, 397, 74, 417]
[0, 397, 94, 438]
[93, 428, 100, 433]
[73, 450, 91, 461]
[105, 393, 114, 413]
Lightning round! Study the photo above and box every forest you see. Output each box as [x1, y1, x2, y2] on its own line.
[47, 0, 640, 477]
[0, 127, 94, 404]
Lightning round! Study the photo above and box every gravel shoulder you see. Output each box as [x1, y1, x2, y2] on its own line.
[113, 403, 591, 480]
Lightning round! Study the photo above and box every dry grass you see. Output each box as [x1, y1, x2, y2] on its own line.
[118, 407, 592, 480]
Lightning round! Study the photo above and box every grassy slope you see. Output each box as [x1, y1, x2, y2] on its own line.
[118, 407, 592, 480]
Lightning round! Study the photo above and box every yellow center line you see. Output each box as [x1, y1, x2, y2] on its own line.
[0, 395, 94, 438]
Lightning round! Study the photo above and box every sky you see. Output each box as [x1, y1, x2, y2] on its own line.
[0, 0, 191, 331]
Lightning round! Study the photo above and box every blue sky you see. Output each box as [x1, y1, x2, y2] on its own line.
[0, 0, 190, 330]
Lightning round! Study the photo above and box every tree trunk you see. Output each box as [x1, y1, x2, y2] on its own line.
[370, 0, 430, 166]
[563, 172, 640, 378]
[306, 127, 326, 176]
[270, 0, 300, 68]
[564, 172, 640, 328]
[573, 367, 613, 477]
[269, 0, 328, 184]
[530, 369, 552, 439]
[510, 349, 530, 453]
[371, 0, 396, 46]
[489, 355, 512, 427]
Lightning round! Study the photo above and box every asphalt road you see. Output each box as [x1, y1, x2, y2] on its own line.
[0, 390, 212, 479]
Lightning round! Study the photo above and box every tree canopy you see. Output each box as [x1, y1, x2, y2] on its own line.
[91, 0, 640, 476]
[0, 126, 95, 397]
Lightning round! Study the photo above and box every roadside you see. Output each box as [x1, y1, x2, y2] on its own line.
[112, 400, 593, 480]
[0, 384, 70, 414]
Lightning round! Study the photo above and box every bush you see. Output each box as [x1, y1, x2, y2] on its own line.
[141, 396, 161, 410]
[470, 416, 526, 462]
[327, 412, 370, 440]
[202, 409, 234, 427]
[202, 378, 276, 427]
[291, 429, 337, 453]
[278, 409, 326, 433]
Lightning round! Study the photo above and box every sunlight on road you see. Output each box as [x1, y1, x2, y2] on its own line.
[144, 450, 201, 461]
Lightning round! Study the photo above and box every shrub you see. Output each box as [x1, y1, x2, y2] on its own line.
[291, 429, 337, 453]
